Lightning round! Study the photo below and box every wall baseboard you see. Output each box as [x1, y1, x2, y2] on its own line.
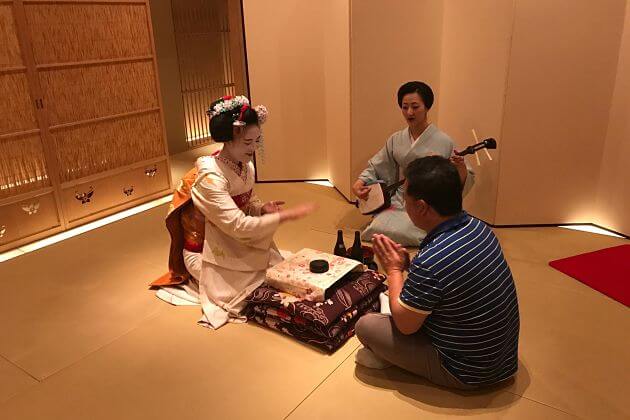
[254, 180, 630, 239]
[255, 179, 356, 205]
[479, 221, 629, 240]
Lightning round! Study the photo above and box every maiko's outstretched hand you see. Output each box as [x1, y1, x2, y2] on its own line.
[261, 200, 285, 215]
[278, 202, 317, 222]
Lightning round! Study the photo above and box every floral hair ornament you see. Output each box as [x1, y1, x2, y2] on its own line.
[206, 95, 269, 161]
[207, 95, 269, 127]
[252, 105, 269, 163]
[208, 95, 250, 118]
[233, 104, 250, 127]
[234, 104, 269, 127]
[254, 105, 268, 124]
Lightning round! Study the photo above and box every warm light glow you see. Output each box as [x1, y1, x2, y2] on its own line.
[559, 224, 624, 238]
[0, 249, 25, 263]
[0, 175, 48, 191]
[186, 134, 211, 142]
[305, 180, 334, 188]
[0, 194, 173, 262]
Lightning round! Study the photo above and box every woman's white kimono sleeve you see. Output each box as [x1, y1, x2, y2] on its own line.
[192, 172, 279, 251]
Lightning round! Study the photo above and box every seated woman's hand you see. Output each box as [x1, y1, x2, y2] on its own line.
[261, 200, 285, 215]
[278, 202, 317, 222]
[372, 234, 409, 274]
[352, 179, 371, 201]
[450, 152, 468, 185]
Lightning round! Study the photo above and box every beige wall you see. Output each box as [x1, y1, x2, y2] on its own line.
[243, 0, 444, 194]
[495, 0, 626, 224]
[243, 0, 328, 181]
[149, 0, 187, 155]
[241, 1, 629, 234]
[227, 0, 248, 98]
[350, 0, 444, 187]
[438, 0, 515, 224]
[596, 2, 630, 236]
[324, 0, 352, 198]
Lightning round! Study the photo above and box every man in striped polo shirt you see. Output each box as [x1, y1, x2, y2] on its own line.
[355, 156, 520, 390]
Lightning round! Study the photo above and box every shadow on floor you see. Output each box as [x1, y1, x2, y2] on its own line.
[354, 359, 530, 411]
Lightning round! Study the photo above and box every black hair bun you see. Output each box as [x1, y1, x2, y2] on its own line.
[208, 97, 260, 142]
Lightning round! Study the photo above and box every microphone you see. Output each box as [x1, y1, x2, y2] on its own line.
[455, 138, 497, 156]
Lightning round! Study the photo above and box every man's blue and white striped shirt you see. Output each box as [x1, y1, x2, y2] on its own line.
[399, 212, 520, 386]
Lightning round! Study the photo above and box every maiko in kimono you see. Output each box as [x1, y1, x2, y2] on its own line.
[151, 96, 315, 328]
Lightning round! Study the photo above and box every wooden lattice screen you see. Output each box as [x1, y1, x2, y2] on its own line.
[171, 0, 247, 148]
[0, 0, 172, 252]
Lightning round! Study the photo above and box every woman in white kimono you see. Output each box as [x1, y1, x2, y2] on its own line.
[185, 96, 315, 328]
[353, 81, 474, 246]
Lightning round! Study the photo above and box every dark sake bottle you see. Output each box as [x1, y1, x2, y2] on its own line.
[350, 231, 363, 263]
[333, 230, 347, 256]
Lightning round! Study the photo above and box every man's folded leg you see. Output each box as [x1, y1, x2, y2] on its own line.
[355, 313, 475, 390]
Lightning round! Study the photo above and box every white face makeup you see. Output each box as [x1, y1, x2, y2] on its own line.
[225, 124, 261, 163]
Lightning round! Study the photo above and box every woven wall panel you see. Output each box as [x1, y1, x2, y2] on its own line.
[0, 134, 50, 198]
[0, 73, 37, 135]
[40, 60, 158, 126]
[0, 4, 22, 68]
[53, 111, 165, 182]
[24, 3, 151, 65]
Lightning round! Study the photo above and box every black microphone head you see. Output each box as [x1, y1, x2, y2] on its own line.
[484, 138, 497, 149]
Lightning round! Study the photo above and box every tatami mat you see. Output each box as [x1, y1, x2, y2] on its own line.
[0, 151, 627, 419]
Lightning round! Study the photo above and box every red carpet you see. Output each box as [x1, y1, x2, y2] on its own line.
[549, 244, 630, 306]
